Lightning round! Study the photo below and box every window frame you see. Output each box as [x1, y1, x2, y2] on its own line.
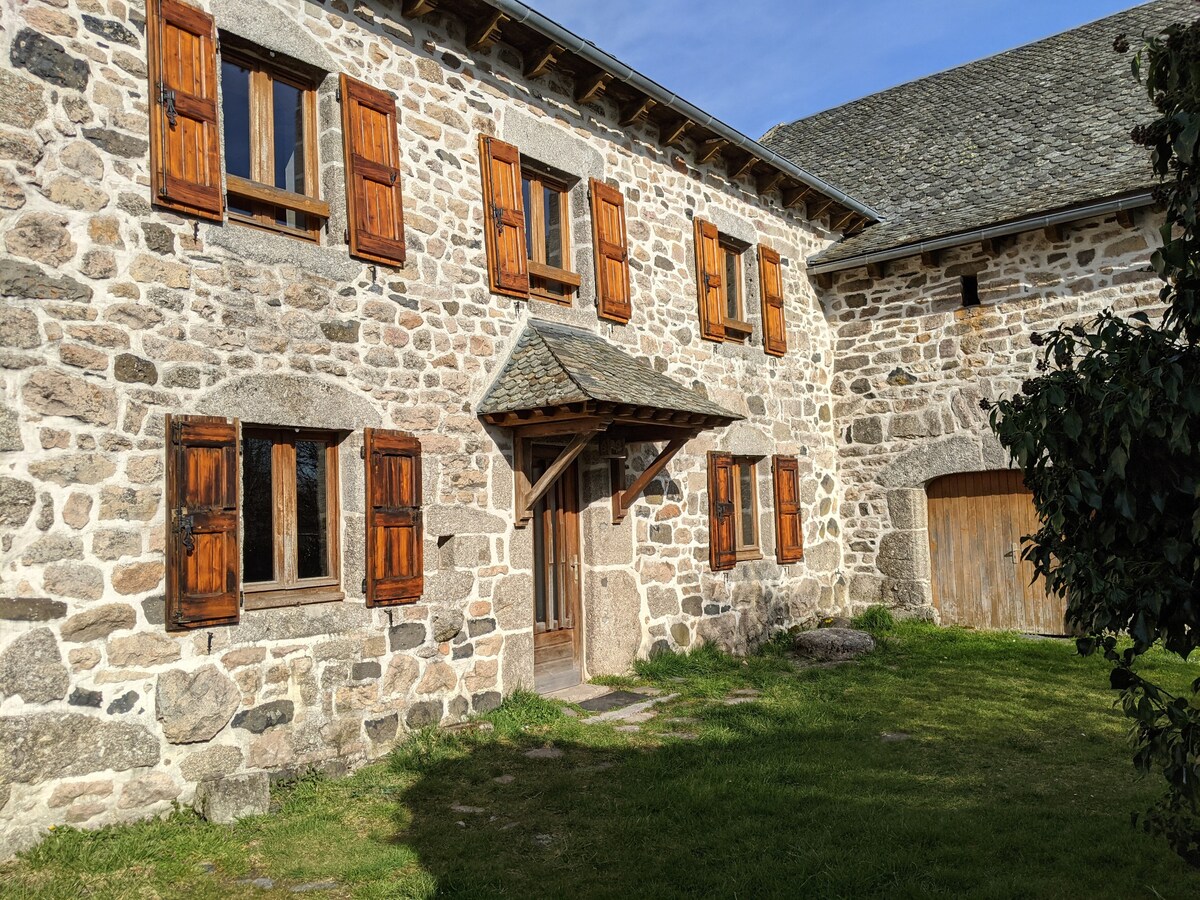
[718, 238, 752, 342]
[732, 457, 761, 561]
[521, 164, 581, 304]
[240, 425, 343, 610]
[219, 40, 327, 243]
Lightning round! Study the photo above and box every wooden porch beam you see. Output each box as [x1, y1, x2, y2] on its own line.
[619, 96, 656, 127]
[515, 415, 612, 439]
[612, 433, 694, 523]
[516, 426, 606, 527]
[575, 70, 612, 105]
[524, 41, 563, 78]
[467, 10, 507, 51]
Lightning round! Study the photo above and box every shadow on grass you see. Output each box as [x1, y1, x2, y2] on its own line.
[388, 643, 1200, 899]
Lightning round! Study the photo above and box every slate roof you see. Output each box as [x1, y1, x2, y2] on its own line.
[761, 0, 1183, 267]
[478, 319, 739, 421]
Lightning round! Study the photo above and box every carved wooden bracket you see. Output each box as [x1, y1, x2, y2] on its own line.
[610, 432, 696, 524]
[514, 419, 610, 527]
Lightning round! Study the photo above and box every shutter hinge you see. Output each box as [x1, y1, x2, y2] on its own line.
[336, 86, 342, 102]
[170, 419, 184, 445]
[344, 228, 350, 245]
[360, 444, 366, 459]
[361, 577, 367, 593]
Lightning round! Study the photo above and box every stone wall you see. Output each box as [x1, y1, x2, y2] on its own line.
[825, 210, 1162, 612]
[0, 0, 846, 853]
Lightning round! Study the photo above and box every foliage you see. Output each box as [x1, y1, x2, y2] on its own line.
[985, 11, 1200, 862]
[851, 604, 897, 634]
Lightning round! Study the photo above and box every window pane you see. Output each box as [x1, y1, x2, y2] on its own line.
[738, 463, 756, 549]
[522, 176, 534, 260]
[295, 439, 330, 579]
[242, 436, 274, 583]
[544, 185, 564, 269]
[724, 248, 740, 320]
[272, 80, 306, 196]
[221, 60, 252, 181]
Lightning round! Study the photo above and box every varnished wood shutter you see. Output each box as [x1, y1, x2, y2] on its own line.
[708, 451, 736, 571]
[479, 135, 529, 298]
[694, 218, 725, 341]
[759, 245, 787, 357]
[590, 178, 632, 323]
[147, 0, 223, 220]
[365, 428, 424, 606]
[772, 455, 805, 563]
[341, 74, 407, 266]
[165, 414, 240, 629]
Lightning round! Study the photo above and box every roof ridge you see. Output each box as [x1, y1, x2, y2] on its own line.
[527, 319, 593, 402]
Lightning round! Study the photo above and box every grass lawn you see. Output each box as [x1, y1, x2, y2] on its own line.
[4, 622, 1200, 898]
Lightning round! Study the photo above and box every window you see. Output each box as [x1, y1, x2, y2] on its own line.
[220, 40, 327, 242]
[241, 427, 341, 607]
[961, 274, 981, 307]
[521, 166, 580, 303]
[732, 458, 760, 560]
[719, 239, 752, 341]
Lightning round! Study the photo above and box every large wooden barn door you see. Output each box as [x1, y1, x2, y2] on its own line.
[926, 471, 1066, 634]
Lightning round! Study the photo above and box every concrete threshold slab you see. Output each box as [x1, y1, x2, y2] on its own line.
[545, 682, 611, 704]
[581, 693, 679, 725]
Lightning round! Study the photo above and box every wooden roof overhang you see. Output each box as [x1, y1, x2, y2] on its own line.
[483, 400, 736, 527]
[394, 0, 879, 236]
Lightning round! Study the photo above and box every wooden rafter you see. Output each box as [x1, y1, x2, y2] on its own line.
[808, 197, 834, 221]
[755, 170, 784, 197]
[524, 41, 563, 78]
[619, 96, 656, 127]
[661, 118, 690, 148]
[831, 208, 859, 232]
[1115, 208, 1136, 228]
[466, 10, 507, 51]
[920, 248, 941, 268]
[782, 185, 810, 209]
[1043, 223, 1065, 243]
[402, 0, 437, 17]
[575, 70, 612, 105]
[696, 138, 728, 166]
[727, 154, 757, 181]
[866, 260, 887, 279]
[610, 433, 695, 523]
[813, 272, 833, 290]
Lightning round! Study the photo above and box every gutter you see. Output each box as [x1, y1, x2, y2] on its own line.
[808, 190, 1156, 275]
[481, 0, 881, 224]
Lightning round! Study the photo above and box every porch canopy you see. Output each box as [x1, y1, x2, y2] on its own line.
[479, 319, 740, 525]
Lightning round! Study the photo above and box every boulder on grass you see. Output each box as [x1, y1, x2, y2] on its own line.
[792, 627, 875, 662]
[193, 772, 269, 824]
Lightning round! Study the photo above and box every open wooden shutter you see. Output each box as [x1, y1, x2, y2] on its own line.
[759, 245, 787, 357]
[708, 451, 736, 571]
[694, 218, 725, 341]
[479, 135, 529, 298]
[772, 455, 805, 563]
[590, 178, 632, 323]
[165, 414, 240, 629]
[341, 74, 407, 266]
[365, 428, 424, 606]
[147, 0, 223, 221]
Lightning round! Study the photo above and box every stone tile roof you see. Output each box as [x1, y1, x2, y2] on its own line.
[761, 0, 1184, 267]
[478, 319, 739, 420]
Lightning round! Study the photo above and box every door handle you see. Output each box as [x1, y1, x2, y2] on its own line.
[1003, 543, 1019, 564]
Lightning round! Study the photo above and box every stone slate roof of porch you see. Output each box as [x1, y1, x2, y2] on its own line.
[761, 0, 1184, 266]
[478, 319, 739, 420]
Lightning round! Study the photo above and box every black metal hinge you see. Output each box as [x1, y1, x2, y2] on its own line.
[361, 577, 367, 593]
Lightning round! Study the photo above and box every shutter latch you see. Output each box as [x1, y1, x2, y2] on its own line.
[171, 508, 196, 553]
[160, 83, 178, 128]
[492, 204, 505, 234]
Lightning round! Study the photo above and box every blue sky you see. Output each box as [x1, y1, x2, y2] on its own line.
[530, 0, 1148, 139]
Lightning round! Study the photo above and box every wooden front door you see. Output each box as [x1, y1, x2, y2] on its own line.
[532, 451, 582, 693]
[927, 470, 1066, 634]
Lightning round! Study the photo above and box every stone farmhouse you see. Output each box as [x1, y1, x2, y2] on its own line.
[0, 0, 1180, 855]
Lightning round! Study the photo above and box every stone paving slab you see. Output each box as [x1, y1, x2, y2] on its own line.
[545, 683, 611, 703]
[580, 693, 678, 725]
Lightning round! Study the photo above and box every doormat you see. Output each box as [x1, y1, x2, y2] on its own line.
[577, 690, 651, 713]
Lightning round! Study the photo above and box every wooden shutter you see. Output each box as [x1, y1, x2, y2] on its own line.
[708, 451, 736, 572]
[694, 218, 725, 341]
[147, 0, 223, 221]
[590, 178, 632, 323]
[341, 74, 407, 266]
[165, 414, 240, 629]
[365, 428, 424, 606]
[772, 455, 805, 563]
[759, 245, 787, 357]
[479, 135, 529, 298]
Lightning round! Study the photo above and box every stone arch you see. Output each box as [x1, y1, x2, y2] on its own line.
[197, 374, 382, 431]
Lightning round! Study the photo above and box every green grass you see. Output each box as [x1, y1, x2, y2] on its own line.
[4, 623, 1200, 898]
